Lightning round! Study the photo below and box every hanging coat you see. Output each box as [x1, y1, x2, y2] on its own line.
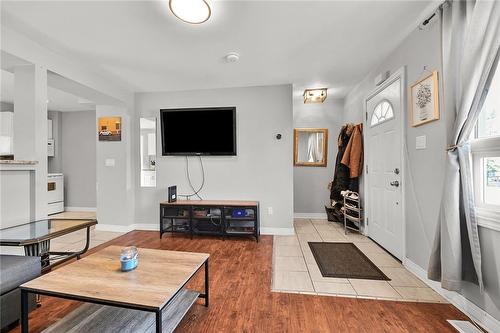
[341, 124, 363, 178]
[330, 124, 353, 201]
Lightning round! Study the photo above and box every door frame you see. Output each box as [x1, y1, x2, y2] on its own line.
[363, 66, 407, 261]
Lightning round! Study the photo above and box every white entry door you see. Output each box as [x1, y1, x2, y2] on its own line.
[365, 71, 404, 260]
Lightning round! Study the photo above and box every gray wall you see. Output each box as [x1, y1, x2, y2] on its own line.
[343, 19, 500, 321]
[134, 84, 294, 232]
[48, 110, 62, 173]
[293, 95, 344, 214]
[96, 105, 136, 227]
[61, 110, 96, 208]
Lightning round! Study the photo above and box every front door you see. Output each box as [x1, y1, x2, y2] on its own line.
[365, 72, 404, 260]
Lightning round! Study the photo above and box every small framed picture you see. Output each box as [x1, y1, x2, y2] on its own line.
[98, 117, 122, 141]
[410, 70, 439, 127]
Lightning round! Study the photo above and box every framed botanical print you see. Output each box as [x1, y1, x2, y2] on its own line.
[410, 70, 439, 127]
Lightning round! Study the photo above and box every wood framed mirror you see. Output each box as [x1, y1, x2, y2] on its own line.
[294, 128, 328, 167]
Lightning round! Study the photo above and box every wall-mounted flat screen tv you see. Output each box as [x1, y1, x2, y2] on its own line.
[160, 107, 236, 156]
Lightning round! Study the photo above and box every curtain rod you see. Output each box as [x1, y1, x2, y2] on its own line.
[420, 0, 449, 29]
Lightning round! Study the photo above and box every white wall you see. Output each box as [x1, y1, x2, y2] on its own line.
[2, 26, 132, 106]
[96, 105, 135, 228]
[47, 110, 62, 173]
[293, 94, 344, 214]
[2, 24, 134, 229]
[61, 111, 96, 208]
[344, 19, 500, 323]
[134, 85, 294, 233]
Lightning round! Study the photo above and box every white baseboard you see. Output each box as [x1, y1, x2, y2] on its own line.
[294, 213, 327, 219]
[403, 258, 500, 333]
[134, 223, 159, 231]
[448, 320, 483, 333]
[65, 206, 96, 212]
[95, 223, 159, 233]
[97, 224, 294, 236]
[95, 224, 134, 233]
[261, 227, 295, 235]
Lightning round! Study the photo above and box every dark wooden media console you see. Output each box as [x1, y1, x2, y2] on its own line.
[160, 200, 260, 242]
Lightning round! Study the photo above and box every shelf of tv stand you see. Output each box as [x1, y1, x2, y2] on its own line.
[224, 216, 256, 221]
[225, 230, 255, 235]
[191, 216, 222, 220]
[160, 200, 260, 242]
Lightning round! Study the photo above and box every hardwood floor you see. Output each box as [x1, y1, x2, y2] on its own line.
[10, 231, 470, 333]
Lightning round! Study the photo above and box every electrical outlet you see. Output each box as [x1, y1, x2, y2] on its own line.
[267, 207, 273, 215]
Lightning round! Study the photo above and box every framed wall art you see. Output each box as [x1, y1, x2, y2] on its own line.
[98, 116, 122, 141]
[410, 70, 439, 127]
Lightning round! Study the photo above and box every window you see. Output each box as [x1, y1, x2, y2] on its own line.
[140, 117, 157, 187]
[370, 100, 394, 127]
[471, 62, 500, 230]
[482, 157, 500, 205]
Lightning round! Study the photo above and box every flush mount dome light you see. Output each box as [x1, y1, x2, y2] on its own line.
[169, 0, 211, 24]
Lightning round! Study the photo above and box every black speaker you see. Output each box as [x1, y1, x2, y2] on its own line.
[168, 185, 177, 203]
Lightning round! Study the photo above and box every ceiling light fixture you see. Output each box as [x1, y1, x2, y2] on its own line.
[169, 0, 211, 24]
[303, 88, 328, 104]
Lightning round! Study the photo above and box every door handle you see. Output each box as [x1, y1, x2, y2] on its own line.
[390, 180, 400, 187]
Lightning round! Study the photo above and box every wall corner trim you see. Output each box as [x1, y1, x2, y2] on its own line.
[403, 258, 500, 333]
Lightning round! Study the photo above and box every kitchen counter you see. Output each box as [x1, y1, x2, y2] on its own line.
[0, 160, 38, 165]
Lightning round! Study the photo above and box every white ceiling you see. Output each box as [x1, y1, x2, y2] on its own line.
[1, 70, 95, 112]
[1, 1, 435, 97]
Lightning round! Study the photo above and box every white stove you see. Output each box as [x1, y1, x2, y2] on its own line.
[48, 173, 64, 215]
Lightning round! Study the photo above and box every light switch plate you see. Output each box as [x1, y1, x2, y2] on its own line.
[105, 158, 115, 167]
[416, 135, 427, 150]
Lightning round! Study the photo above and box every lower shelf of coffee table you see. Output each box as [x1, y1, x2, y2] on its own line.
[42, 289, 200, 333]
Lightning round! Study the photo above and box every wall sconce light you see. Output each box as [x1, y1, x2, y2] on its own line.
[303, 88, 328, 104]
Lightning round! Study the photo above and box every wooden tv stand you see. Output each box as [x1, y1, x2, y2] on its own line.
[160, 200, 260, 242]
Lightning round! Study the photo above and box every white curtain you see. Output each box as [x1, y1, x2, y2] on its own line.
[428, 0, 500, 291]
[307, 133, 322, 162]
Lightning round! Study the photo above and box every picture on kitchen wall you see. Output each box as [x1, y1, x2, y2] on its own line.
[410, 70, 439, 127]
[98, 117, 122, 141]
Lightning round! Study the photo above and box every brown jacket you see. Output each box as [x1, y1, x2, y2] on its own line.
[341, 124, 363, 178]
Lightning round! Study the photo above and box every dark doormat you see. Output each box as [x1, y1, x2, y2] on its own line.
[308, 242, 390, 280]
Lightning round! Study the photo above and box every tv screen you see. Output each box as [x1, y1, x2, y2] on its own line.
[160, 107, 236, 156]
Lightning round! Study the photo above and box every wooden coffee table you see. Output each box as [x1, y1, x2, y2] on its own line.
[20, 246, 209, 333]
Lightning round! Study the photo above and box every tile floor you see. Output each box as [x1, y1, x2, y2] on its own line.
[272, 218, 447, 303]
[48, 211, 125, 253]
